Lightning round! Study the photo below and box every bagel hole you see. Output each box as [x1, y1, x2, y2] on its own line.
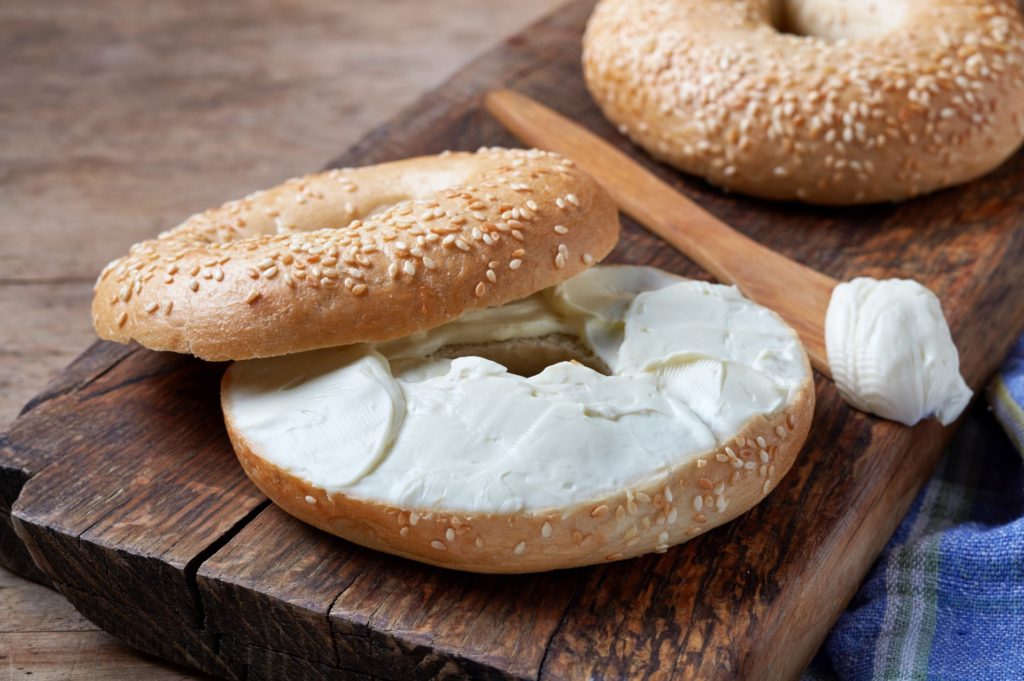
[769, 0, 901, 41]
[430, 334, 610, 378]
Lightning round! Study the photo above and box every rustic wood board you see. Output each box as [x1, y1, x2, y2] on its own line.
[3, 1, 1024, 678]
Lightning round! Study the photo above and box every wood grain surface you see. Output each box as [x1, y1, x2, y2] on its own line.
[3, 0, 1024, 679]
[0, 0, 556, 677]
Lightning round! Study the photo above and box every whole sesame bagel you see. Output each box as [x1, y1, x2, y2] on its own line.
[92, 148, 619, 360]
[582, 0, 1024, 204]
[221, 266, 815, 573]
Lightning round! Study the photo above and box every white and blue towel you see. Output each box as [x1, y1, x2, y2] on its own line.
[804, 334, 1024, 680]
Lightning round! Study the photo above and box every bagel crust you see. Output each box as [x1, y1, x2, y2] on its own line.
[583, 0, 1024, 204]
[225, 376, 814, 574]
[92, 149, 619, 360]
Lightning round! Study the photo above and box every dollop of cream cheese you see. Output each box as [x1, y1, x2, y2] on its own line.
[825, 277, 972, 426]
[224, 266, 809, 513]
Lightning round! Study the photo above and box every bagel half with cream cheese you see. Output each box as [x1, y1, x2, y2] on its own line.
[222, 266, 814, 573]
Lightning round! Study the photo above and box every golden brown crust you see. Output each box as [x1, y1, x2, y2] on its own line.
[582, 0, 1024, 205]
[222, 363, 815, 574]
[92, 148, 620, 360]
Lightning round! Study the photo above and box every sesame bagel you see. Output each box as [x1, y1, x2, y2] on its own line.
[221, 266, 815, 573]
[92, 148, 619, 360]
[582, 0, 1024, 204]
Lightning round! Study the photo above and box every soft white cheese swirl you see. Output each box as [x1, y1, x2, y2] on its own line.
[825, 277, 971, 426]
[225, 266, 809, 513]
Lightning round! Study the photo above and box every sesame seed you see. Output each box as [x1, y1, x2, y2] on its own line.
[403, 260, 416, 276]
[117, 311, 128, 327]
[188, 279, 199, 292]
[554, 253, 566, 269]
[542, 522, 552, 538]
[693, 496, 703, 512]
[514, 541, 526, 555]
[430, 540, 447, 551]
[352, 283, 367, 296]
[475, 536, 484, 548]
[554, 224, 568, 234]
[658, 531, 669, 544]
[509, 259, 522, 270]
[591, 504, 609, 518]
[163, 301, 173, 315]
[445, 528, 455, 542]
[486, 269, 497, 283]
[145, 301, 159, 314]
[305, 495, 316, 504]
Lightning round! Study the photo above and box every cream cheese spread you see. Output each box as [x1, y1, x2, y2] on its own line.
[224, 266, 810, 513]
[825, 277, 971, 426]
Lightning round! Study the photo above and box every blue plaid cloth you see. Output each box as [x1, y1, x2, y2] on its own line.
[805, 334, 1024, 681]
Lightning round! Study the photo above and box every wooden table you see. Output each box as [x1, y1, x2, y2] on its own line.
[0, 1, 556, 676]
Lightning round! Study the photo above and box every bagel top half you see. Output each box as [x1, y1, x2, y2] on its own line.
[92, 148, 620, 361]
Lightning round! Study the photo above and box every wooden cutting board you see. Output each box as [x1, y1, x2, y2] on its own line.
[2, 1, 1023, 679]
